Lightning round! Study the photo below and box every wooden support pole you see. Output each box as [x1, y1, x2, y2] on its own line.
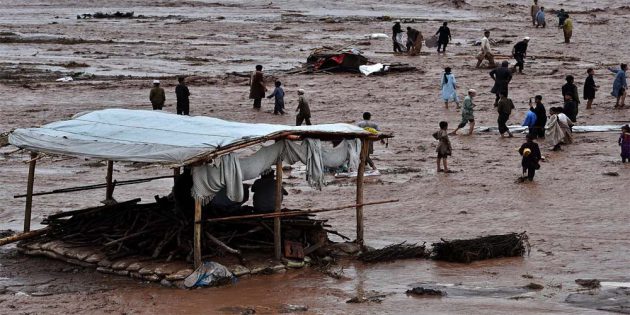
[173, 167, 180, 184]
[105, 160, 114, 200]
[356, 138, 369, 247]
[274, 158, 283, 260]
[194, 199, 202, 268]
[24, 152, 37, 232]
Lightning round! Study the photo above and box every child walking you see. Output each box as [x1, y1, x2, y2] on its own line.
[433, 121, 452, 173]
[519, 134, 542, 181]
[619, 124, 630, 163]
[267, 81, 285, 115]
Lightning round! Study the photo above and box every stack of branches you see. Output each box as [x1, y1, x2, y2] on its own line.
[431, 232, 530, 263]
[77, 11, 138, 19]
[358, 242, 429, 263]
[31, 198, 334, 263]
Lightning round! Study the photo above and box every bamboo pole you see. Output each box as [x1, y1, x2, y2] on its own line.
[24, 152, 37, 232]
[205, 199, 399, 223]
[274, 158, 283, 260]
[194, 199, 202, 268]
[173, 167, 180, 184]
[0, 227, 49, 246]
[105, 161, 114, 200]
[356, 138, 369, 247]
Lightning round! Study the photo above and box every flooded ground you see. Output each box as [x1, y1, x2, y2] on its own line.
[1, 0, 630, 313]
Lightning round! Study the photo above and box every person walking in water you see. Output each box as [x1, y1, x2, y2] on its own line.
[562, 14, 573, 43]
[250, 65, 267, 110]
[531, 95, 547, 138]
[530, 0, 540, 26]
[476, 30, 495, 68]
[490, 61, 513, 106]
[149, 80, 165, 110]
[433, 121, 452, 173]
[519, 134, 541, 181]
[435, 22, 452, 53]
[583, 68, 598, 109]
[535, 7, 546, 28]
[267, 80, 286, 115]
[496, 91, 515, 138]
[512, 37, 529, 74]
[392, 20, 404, 53]
[451, 89, 477, 136]
[619, 125, 630, 163]
[441, 67, 459, 109]
[175, 76, 190, 115]
[609, 64, 628, 108]
[357, 112, 382, 171]
[295, 89, 311, 126]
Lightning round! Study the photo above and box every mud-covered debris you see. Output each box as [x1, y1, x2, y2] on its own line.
[575, 279, 601, 289]
[524, 282, 544, 290]
[279, 304, 308, 313]
[406, 287, 446, 297]
[603, 172, 619, 177]
[346, 295, 386, 304]
[432, 232, 530, 263]
[77, 12, 141, 19]
[358, 242, 429, 263]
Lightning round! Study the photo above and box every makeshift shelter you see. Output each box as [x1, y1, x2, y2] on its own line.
[306, 47, 368, 72]
[8, 109, 392, 268]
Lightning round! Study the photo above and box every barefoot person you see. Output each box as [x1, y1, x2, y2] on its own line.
[583, 68, 598, 109]
[451, 89, 477, 135]
[609, 64, 628, 108]
[519, 134, 541, 181]
[433, 121, 452, 173]
[441, 67, 459, 109]
[496, 91, 515, 137]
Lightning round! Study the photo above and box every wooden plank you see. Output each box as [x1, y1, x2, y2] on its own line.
[24, 152, 37, 232]
[14, 175, 173, 198]
[274, 158, 283, 260]
[194, 199, 202, 268]
[356, 138, 369, 247]
[0, 228, 49, 246]
[105, 160, 114, 200]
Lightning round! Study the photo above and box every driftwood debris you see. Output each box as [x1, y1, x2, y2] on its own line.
[0, 228, 49, 246]
[406, 287, 446, 297]
[358, 242, 429, 263]
[431, 232, 530, 263]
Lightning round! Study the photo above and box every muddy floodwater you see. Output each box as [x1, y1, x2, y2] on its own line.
[2, 0, 630, 314]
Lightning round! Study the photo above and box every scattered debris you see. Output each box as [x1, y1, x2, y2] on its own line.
[406, 287, 446, 297]
[183, 261, 233, 288]
[575, 279, 601, 289]
[55, 77, 74, 82]
[432, 232, 530, 263]
[603, 172, 619, 177]
[279, 304, 309, 313]
[60, 61, 89, 68]
[77, 11, 141, 19]
[346, 294, 386, 304]
[358, 242, 428, 263]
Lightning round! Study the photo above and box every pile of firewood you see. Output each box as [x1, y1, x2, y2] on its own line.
[29, 198, 333, 263]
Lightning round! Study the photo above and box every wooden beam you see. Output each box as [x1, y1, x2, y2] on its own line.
[0, 227, 49, 247]
[274, 158, 283, 260]
[105, 160, 114, 200]
[356, 138, 369, 247]
[194, 199, 202, 268]
[24, 152, 37, 232]
[173, 167, 180, 184]
[206, 199, 399, 223]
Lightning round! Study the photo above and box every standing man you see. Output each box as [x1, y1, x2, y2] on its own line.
[392, 20, 404, 53]
[357, 112, 381, 171]
[496, 91, 515, 138]
[512, 37, 529, 74]
[562, 75, 580, 119]
[531, 95, 547, 138]
[251, 170, 288, 213]
[436, 22, 452, 53]
[583, 68, 598, 109]
[490, 61, 513, 106]
[557, 9, 568, 27]
[562, 14, 573, 43]
[563, 94, 578, 123]
[406, 26, 419, 53]
[249, 65, 266, 110]
[149, 80, 165, 110]
[296, 89, 311, 126]
[609, 64, 628, 108]
[175, 76, 190, 115]
[530, 0, 539, 27]
[519, 134, 542, 182]
[476, 30, 495, 68]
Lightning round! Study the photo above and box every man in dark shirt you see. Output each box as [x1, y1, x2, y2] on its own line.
[562, 75, 580, 119]
[563, 93, 578, 123]
[392, 21, 404, 53]
[251, 170, 288, 212]
[406, 27, 419, 52]
[519, 134, 541, 181]
[489, 61, 513, 106]
[175, 76, 191, 115]
[512, 37, 529, 73]
[435, 22, 452, 53]
[583, 68, 598, 109]
[531, 95, 547, 139]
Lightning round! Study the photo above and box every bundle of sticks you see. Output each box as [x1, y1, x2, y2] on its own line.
[431, 232, 529, 263]
[31, 198, 334, 262]
[358, 242, 428, 263]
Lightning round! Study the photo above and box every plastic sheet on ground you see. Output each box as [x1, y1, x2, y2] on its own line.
[359, 63, 388, 76]
[367, 33, 388, 39]
[184, 261, 234, 288]
[478, 125, 627, 134]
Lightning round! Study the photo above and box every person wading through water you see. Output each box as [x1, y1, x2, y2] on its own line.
[249, 65, 267, 110]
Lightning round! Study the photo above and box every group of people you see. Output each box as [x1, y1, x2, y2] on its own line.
[149, 77, 191, 115]
[392, 21, 424, 55]
[530, 0, 573, 43]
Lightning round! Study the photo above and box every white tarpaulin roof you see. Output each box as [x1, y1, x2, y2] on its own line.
[9, 108, 369, 164]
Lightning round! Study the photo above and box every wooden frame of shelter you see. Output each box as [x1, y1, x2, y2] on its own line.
[9, 109, 393, 268]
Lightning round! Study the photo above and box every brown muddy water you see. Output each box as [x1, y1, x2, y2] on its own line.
[2, 0, 630, 314]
